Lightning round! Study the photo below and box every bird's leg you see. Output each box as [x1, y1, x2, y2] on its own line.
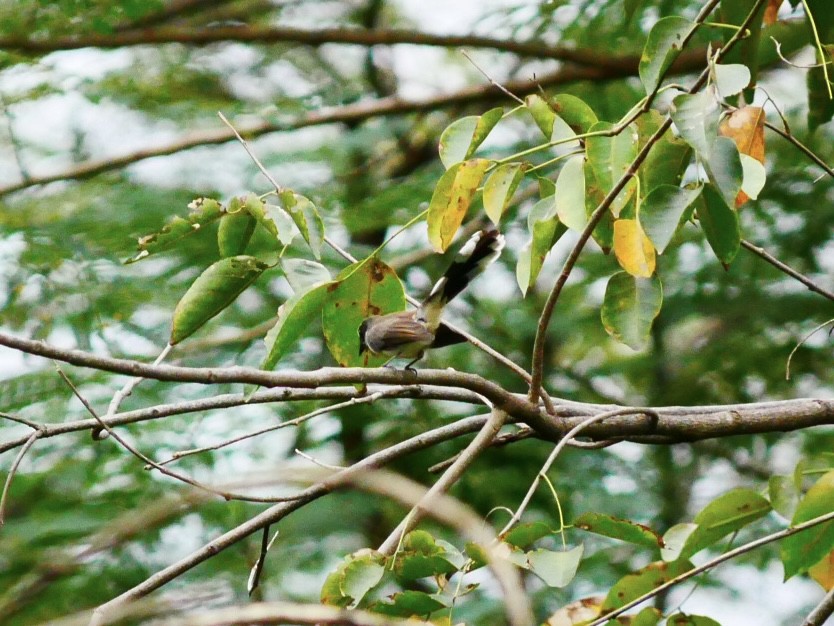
[403, 352, 424, 373]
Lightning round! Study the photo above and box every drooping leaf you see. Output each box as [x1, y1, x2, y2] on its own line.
[714, 63, 752, 98]
[321, 257, 406, 367]
[661, 523, 699, 562]
[586, 121, 639, 217]
[526, 93, 557, 140]
[549, 93, 599, 134]
[483, 162, 525, 224]
[641, 184, 702, 253]
[585, 160, 615, 252]
[281, 258, 331, 293]
[697, 184, 741, 268]
[574, 512, 663, 549]
[527, 545, 584, 588]
[126, 197, 225, 264]
[601, 271, 662, 350]
[670, 89, 720, 156]
[636, 110, 693, 194]
[639, 16, 693, 95]
[556, 154, 587, 231]
[246, 196, 297, 246]
[320, 552, 385, 608]
[501, 521, 554, 549]
[438, 107, 503, 168]
[516, 194, 567, 295]
[782, 470, 834, 579]
[261, 282, 330, 371]
[279, 190, 325, 259]
[739, 154, 767, 204]
[680, 488, 771, 559]
[170, 255, 269, 345]
[613, 219, 655, 277]
[393, 530, 463, 580]
[427, 158, 491, 252]
[601, 560, 693, 611]
[704, 136, 743, 209]
[217, 210, 256, 258]
[719, 106, 766, 205]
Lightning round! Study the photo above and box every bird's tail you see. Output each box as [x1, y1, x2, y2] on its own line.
[421, 229, 505, 329]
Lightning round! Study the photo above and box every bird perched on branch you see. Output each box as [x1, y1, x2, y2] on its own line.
[358, 229, 505, 370]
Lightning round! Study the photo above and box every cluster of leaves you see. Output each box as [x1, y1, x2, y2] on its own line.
[315, 461, 834, 624]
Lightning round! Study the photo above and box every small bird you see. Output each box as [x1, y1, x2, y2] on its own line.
[358, 228, 505, 369]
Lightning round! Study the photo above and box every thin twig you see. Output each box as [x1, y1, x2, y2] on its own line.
[742, 239, 834, 303]
[378, 404, 507, 555]
[801, 584, 834, 626]
[764, 120, 834, 179]
[785, 317, 834, 380]
[0, 430, 39, 525]
[500, 407, 659, 536]
[158, 392, 389, 466]
[460, 49, 525, 104]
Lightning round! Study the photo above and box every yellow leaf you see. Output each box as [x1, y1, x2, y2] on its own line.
[810, 550, 834, 590]
[613, 219, 656, 277]
[427, 158, 490, 252]
[719, 106, 765, 207]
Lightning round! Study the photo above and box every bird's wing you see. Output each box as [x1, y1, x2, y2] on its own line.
[375, 318, 434, 348]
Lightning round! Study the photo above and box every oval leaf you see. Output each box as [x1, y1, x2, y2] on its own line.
[704, 136, 743, 208]
[262, 282, 330, 371]
[217, 211, 256, 257]
[516, 195, 567, 295]
[641, 184, 702, 253]
[681, 488, 771, 559]
[483, 162, 525, 224]
[556, 154, 587, 231]
[661, 523, 698, 562]
[321, 257, 406, 367]
[526, 93, 556, 139]
[550, 93, 599, 134]
[697, 184, 741, 268]
[601, 560, 693, 611]
[782, 470, 834, 579]
[666, 613, 722, 626]
[714, 63, 752, 98]
[601, 271, 663, 350]
[670, 90, 720, 156]
[527, 544, 584, 588]
[279, 191, 324, 259]
[574, 512, 663, 549]
[613, 218, 656, 277]
[170, 255, 268, 344]
[639, 16, 693, 95]
[427, 158, 491, 252]
[439, 107, 503, 168]
[281, 258, 331, 293]
[586, 121, 639, 217]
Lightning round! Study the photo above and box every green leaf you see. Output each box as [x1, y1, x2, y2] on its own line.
[631, 607, 663, 626]
[248, 197, 297, 246]
[322, 257, 405, 367]
[556, 154, 587, 231]
[527, 545, 584, 588]
[601, 272, 663, 350]
[526, 93, 557, 139]
[465, 542, 489, 569]
[782, 470, 834, 579]
[769, 475, 800, 521]
[281, 258, 331, 293]
[483, 162, 525, 224]
[585, 160, 615, 252]
[586, 121, 638, 217]
[636, 110, 693, 194]
[720, 0, 769, 95]
[697, 184, 741, 268]
[670, 90, 720, 156]
[640, 185, 702, 253]
[516, 195, 567, 295]
[375, 590, 448, 616]
[393, 530, 462, 580]
[320, 553, 385, 608]
[279, 191, 324, 259]
[666, 613, 722, 626]
[170, 255, 268, 345]
[573, 512, 663, 549]
[549, 93, 599, 134]
[438, 107, 503, 168]
[601, 560, 693, 611]
[681, 488, 771, 559]
[739, 153, 767, 201]
[639, 16, 693, 95]
[261, 282, 330, 371]
[714, 63, 752, 98]
[704, 136, 743, 208]
[808, 63, 834, 130]
[126, 197, 225, 264]
[501, 521, 554, 549]
[427, 158, 491, 252]
[661, 523, 698, 562]
[217, 211, 256, 257]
